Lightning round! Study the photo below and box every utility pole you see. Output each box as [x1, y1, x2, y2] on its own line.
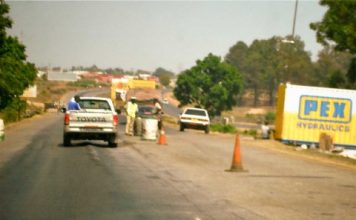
[292, 0, 299, 38]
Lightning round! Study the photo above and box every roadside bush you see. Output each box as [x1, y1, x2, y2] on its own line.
[69, 80, 97, 88]
[245, 113, 264, 123]
[24, 104, 43, 118]
[242, 129, 257, 138]
[162, 115, 177, 125]
[265, 111, 276, 123]
[210, 123, 237, 134]
[2, 99, 27, 123]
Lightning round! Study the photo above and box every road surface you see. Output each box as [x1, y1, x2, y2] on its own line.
[0, 109, 355, 219]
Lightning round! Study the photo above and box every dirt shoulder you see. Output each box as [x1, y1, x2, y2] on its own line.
[245, 138, 356, 171]
[162, 118, 356, 171]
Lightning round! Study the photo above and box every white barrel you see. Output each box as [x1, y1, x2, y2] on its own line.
[142, 118, 158, 140]
[0, 119, 4, 141]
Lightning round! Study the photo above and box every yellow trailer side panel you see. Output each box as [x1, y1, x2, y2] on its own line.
[275, 83, 286, 139]
[275, 83, 356, 147]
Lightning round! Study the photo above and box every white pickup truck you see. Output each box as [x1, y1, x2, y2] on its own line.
[62, 97, 119, 147]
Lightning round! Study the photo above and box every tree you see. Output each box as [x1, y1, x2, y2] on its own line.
[0, 1, 37, 110]
[153, 67, 175, 87]
[310, 0, 356, 54]
[225, 36, 313, 106]
[174, 53, 242, 116]
[328, 70, 346, 88]
[225, 41, 251, 103]
[313, 46, 352, 87]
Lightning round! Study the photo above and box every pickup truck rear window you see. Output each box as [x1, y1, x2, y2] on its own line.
[78, 100, 111, 110]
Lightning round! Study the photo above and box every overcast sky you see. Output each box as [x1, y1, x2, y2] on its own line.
[7, 0, 327, 73]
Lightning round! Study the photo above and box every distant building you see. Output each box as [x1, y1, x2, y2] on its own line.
[47, 71, 78, 82]
[72, 70, 88, 76]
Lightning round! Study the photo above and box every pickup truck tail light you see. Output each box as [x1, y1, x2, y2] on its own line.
[64, 113, 70, 125]
[113, 115, 119, 126]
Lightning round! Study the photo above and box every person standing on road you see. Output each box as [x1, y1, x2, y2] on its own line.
[67, 95, 81, 110]
[125, 97, 138, 136]
[153, 98, 163, 130]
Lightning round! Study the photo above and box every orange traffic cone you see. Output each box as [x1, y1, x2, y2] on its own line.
[157, 129, 167, 145]
[226, 133, 246, 172]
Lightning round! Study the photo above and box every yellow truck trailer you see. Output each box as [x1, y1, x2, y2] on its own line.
[275, 83, 356, 148]
[111, 78, 157, 109]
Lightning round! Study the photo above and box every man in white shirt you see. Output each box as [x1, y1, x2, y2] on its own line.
[261, 122, 270, 139]
[125, 97, 138, 135]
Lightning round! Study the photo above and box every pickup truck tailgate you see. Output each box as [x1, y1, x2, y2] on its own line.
[67, 110, 116, 130]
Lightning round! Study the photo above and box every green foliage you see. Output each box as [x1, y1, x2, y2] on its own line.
[310, 0, 356, 54]
[0, 1, 11, 36]
[210, 123, 237, 134]
[68, 80, 98, 88]
[0, 1, 37, 110]
[313, 46, 352, 87]
[328, 70, 346, 88]
[23, 104, 43, 118]
[347, 57, 356, 85]
[242, 129, 257, 138]
[160, 74, 171, 87]
[2, 98, 26, 123]
[174, 53, 243, 116]
[265, 111, 276, 123]
[225, 36, 313, 106]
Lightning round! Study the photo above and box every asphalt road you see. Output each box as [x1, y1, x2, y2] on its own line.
[0, 102, 356, 219]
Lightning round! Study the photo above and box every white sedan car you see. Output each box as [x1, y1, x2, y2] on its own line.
[179, 107, 210, 134]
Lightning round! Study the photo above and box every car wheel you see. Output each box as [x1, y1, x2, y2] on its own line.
[204, 126, 209, 134]
[179, 123, 185, 132]
[63, 134, 71, 146]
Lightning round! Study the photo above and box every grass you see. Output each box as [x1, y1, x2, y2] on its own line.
[210, 123, 237, 134]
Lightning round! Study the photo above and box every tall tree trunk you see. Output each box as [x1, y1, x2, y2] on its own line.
[268, 79, 276, 106]
[253, 86, 258, 107]
[268, 87, 275, 106]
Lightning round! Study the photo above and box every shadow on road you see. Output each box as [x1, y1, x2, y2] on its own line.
[58, 141, 111, 148]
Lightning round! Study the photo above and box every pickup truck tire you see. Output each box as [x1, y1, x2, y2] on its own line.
[63, 134, 71, 146]
[108, 136, 117, 148]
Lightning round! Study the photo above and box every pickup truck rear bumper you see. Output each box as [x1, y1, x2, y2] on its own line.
[64, 126, 117, 141]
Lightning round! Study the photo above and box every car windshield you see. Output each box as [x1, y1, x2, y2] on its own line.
[78, 100, 111, 110]
[185, 109, 207, 116]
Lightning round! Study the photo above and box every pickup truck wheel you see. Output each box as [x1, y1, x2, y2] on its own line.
[108, 136, 117, 148]
[63, 134, 71, 146]
[108, 141, 117, 148]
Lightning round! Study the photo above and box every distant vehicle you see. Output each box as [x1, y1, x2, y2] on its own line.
[61, 97, 119, 147]
[137, 105, 155, 117]
[134, 104, 156, 136]
[179, 107, 210, 134]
